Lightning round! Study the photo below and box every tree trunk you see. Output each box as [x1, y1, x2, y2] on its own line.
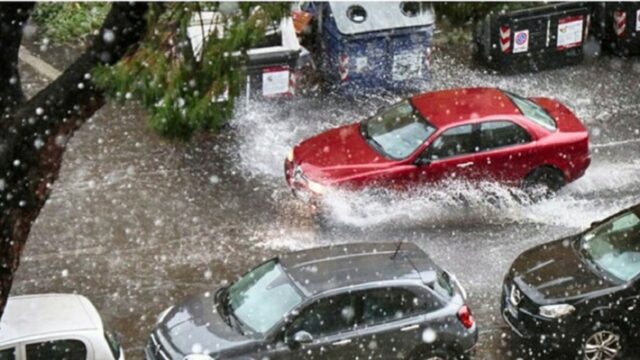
[0, 3, 35, 115]
[0, 3, 150, 321]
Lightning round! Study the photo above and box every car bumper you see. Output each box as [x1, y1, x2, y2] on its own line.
[500, 284, 572, 349]
[461, 324, 479, 355]
[284, 159, 321, 204]
[144, 331, 175, 360]
[567, 155, 591, 183]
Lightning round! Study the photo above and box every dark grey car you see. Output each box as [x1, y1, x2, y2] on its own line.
[145, 242, 478, 360]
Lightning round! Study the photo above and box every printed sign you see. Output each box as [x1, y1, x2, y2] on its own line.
[392, 52, 422, 81]
[637, 9, 640, 32]
[262, 67, 290, 96]
[557, 16, 584, 49]
[513, 30, 529, 53]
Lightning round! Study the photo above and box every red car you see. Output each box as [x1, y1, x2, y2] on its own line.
[285, 88, 590, 199]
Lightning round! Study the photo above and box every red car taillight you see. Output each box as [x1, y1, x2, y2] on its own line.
[457, 305, 474, 329]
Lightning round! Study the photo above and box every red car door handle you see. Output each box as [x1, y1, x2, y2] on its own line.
[457, 162, 474, 168]
[332, 339, 352, 346]
[400, 324, 420, 332]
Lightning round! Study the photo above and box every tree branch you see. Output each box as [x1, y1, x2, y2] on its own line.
[0, 3, 35, 115]
[0, 2, 151, 321]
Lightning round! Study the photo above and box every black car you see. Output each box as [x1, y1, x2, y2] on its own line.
[146, 242, 477, 360]
[502, 204, 640, 360]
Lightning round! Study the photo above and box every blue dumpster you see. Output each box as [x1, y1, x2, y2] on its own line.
[309, 2, 435, 91]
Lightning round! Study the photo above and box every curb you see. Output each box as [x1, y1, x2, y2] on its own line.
[19, 46, 62, 80]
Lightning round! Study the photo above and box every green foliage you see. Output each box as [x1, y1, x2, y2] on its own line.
[435, 2, 541, 26]
[93, 2, 289, 140]
[31, 2, 110, 43]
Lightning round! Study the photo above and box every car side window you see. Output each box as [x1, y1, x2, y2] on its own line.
[359, 288, 432, 326]
[286, 294, 357, 339]
[426, 125, 474, 161]
[26, 339, 87, 360]
[0, 348, 15, 360]
[479, 121, 531, 152]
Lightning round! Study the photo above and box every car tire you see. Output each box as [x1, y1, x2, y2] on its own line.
[578, 323, 626, 360]
[522, 167, 565, 198]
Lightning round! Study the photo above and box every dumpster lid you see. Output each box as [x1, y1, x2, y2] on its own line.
[330, 2, 435, 35]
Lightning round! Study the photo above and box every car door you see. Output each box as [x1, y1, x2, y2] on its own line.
[270, 293, 362, 360]
[472, 120, 536, 185]
[411, 124, 479, 185]
[352, 287, 439, 359]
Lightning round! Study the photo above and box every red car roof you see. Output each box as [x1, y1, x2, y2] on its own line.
[411, 87, 521, 128]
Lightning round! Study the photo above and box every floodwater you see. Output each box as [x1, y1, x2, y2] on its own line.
[12, 44, 640, 359]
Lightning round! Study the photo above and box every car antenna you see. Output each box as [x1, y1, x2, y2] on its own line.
[390, 240, 404, 260]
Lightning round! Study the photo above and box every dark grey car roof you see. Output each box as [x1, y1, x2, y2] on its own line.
[279, 242, 438, 297]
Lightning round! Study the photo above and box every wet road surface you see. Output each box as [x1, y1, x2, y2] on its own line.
[12, 43, 640, 359]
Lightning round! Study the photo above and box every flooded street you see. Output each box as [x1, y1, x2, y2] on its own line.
[12, 44, 640, 359]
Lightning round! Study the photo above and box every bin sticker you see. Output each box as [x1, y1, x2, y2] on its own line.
[262, 66, 290, 96]
[392, 52, 422, 81]
[614, 11, 627, 37]
[557, 16, 584, 49]
[513, 30, 529, 53]
[637, 9, 640, 31]
[355, 56, 368, 72]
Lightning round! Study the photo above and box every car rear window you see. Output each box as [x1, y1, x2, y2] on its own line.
[105, 329, 121, 359]
[504, 91, 557, 131]
[433, 271, 455, 298]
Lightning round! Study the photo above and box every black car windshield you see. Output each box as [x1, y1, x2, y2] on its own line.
[227, 260, 302, 334]
[504, 91, 557, 131]
[580, 209, 640, 282]
[361, 100, 436, 160]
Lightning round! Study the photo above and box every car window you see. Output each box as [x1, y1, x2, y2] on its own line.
[104, 329, 121, 359]
[287, 294, 357, 338]
[227, 260, 303, 334]
[581, 210, 640, 282]
[479, 121, 531, 151]
[504, 91, 557, 131]
[26, 339, 87, 360]
[362, 100, 436, 160]
[433, 271, 455, 299]
[359, 288, 432, 326]
[0, 348, 15, 360]
[426, 125, 474, 160]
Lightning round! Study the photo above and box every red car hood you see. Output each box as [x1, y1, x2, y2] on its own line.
[293, 123, 395, 183]
[530, 97, 587, 133]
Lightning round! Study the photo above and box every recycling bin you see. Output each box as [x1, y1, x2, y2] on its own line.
[592, 2, 640, 56]
[306, 2, 435, 91]
[474, 2, 592, 73]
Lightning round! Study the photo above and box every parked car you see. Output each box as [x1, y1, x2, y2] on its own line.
[502, 204, 640, 359]
[0, 293, 124, 360]
[146, 242, 477, 360]
[284, 87, 590, 200]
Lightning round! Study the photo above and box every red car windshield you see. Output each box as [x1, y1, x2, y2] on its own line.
[361, 100, 436, 160]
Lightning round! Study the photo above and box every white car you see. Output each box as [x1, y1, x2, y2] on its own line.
[0, 294, 124, 360]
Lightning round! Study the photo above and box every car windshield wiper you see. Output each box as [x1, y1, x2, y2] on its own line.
[215, 287, 233, 328]
[360, 124, 387, 154]
[226, 306, 247, 335]
[218, 289, 248, 335]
